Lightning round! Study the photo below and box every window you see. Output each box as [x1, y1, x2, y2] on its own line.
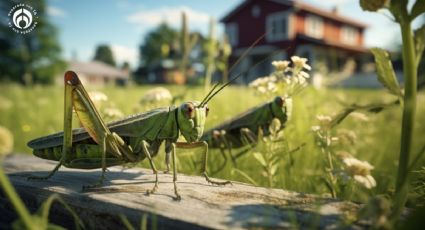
[225, 23, 238, 46]
[341, 26, 358, 44]
[266, 11, 291, 42]
[305, 15, 324, 38]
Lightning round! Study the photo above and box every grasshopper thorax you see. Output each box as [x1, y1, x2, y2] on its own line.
[177, 102, 209, 143]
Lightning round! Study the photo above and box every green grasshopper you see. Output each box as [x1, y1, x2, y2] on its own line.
[201, 96, 291, 172]
[27, 71, 235, 200]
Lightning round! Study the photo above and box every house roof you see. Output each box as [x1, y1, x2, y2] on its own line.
[221, 0, 368, 28]
[69, 61, 129, 79]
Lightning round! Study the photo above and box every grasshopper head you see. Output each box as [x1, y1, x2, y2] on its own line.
[271, 96, 292, 125]
[177, 102, 209, 143]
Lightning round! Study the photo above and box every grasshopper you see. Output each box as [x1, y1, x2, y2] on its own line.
[27, 71, 235, 200]
[201, 96, 292, 172]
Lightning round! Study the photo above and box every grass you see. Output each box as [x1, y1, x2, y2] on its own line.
[0, 83, 424, 204]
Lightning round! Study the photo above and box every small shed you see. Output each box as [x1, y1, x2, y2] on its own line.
[57, 61, 129, 85]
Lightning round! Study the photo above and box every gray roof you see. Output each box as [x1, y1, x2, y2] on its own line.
[69, 60, 129, 79]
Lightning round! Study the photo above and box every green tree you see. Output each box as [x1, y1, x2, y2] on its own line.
[139, 23, 179, 66]
[0, 0, 65, 84]
[93, 44, 116, 66]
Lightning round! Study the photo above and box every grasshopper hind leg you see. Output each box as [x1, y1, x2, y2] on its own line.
[142, 141, 159, 195]
[27, 161, 63, 181]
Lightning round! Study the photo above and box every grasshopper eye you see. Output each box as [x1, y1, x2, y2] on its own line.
[205, 106, 209, 117]
[274, 96, 284, 107]
[185, 103, 195, 118]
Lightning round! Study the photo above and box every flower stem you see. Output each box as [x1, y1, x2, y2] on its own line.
[0, 161, 34, 229]
[392, 19, 417, 219]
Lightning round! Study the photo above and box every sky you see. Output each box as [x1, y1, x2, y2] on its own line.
[45, 0, 423, 68]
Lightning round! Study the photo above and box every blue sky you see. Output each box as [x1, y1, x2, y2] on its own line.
[46, 0, 421, 68]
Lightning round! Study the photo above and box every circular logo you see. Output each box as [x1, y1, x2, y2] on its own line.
[8, 3, 38, 34]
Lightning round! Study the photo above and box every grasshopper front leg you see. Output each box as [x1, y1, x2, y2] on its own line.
[176, 141, 231, 185]
[143, 140, 180, 200]
[171, 143, 181, 200]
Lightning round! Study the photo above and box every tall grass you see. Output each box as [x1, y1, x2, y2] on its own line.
[0, 84, 424, 204]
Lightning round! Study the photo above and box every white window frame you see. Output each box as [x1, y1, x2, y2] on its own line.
[341, 26, 358, 45]
[225, 23, 238, 46]
[305, 15, 324, 39]
[266, 11, 292, 42]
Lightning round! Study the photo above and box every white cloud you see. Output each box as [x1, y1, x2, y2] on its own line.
[47, 6, 67, 17]
[111, 44, 139, 67]
[127, 6, 211, 32]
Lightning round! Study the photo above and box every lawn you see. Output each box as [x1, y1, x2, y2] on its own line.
[1, 83, 424, 204]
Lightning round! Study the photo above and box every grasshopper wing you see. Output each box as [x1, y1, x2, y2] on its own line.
[28, 107, 174, 150]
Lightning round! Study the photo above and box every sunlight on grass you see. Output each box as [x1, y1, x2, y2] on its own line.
[0, 84, 424, 204]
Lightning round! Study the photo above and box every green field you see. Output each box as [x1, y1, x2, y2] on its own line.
[1, 84, 424, 204]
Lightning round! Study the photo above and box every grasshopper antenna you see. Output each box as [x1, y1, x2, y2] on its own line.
[201, 46, 293, 106]
[199, 32, 267, 107]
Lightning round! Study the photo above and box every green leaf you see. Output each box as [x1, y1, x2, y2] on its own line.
[253, 152, 267, 167]
[389, 0, 407, 22]
[411, 0, 425, 20]
[414, 25, 425, 66]
[231, 168, 259, 186]
[270, 164, 279, 176]
[370, 48, 403, 97]
[359, 0, 388, 12]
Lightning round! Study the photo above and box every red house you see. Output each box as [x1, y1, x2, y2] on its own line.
[221, 0, 370, 82]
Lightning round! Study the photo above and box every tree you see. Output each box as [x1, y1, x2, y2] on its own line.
[0, 0, 65, 84]
[93, 44, 116, 66]
[139, 23, 179, 66]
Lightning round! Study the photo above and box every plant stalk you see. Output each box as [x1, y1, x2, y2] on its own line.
[0, 162, 34, 229]
[392, 20, 417, 219]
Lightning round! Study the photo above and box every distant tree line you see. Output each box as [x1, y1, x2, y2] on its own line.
[0, 0, 65, 85]
[134, 13, 231, 86]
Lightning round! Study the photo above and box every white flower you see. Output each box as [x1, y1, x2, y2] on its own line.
[343, 157, 374, 173]
[353, 175, 377, 189]
[103, 107, 124, 120]
[141, 87, 172, 103]
[0, 126, 13, 156]
[342, 157, 376, 189]
[350, 112, 369, 122]
[316, 115, 332, 123]
[250, 56, 311, 97]
[337, 129, 357, 145]
[291, 56, 311, 70]
[298, 71, 310, 79]
[297, 76, 306, 84]
[88, 91, 108, 103]
[88, 91, 108, 109]
[267, 82, 277, 92]
[257, 86, 267, 93]
[272, 60, 290, 72]
[311, 126, 321, 132]
[249, 77, 266, 87]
